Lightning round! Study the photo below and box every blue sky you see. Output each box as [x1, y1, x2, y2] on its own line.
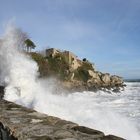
[0, 0, 140, 79]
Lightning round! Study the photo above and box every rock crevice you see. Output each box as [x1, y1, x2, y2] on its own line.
[0, 122, 17, 140]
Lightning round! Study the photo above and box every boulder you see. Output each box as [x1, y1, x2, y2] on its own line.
[70, 73, 75, 81]
[86, 70, 102, 88]
[87, 70, 101, 82]
[101, 73, 111, 86]
[101, 135, 125, 140]
[110, 76, 123, 86]
[87, 70, 98, 79]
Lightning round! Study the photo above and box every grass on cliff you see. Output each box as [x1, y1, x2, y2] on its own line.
[30, 52, 95, 82]
[74, 61, 94, 82]
[30, 52, 49, 77]
[46, 53, 69, 79]
[31, 52, 69, 79]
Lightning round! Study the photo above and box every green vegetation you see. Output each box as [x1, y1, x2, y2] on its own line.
[82, 61, 94, 70]
[29, 50, 124, 90]
[74, 61, 94, 82]
[31, 52, 69, 79]
[74, 62, 93, 82]
[30, 52, 48, 77]
[74, 67, 89, 82]
[24, 39, 36, 52]
[83, 58, 87, 62]
[31, 51, 94, 82]
[47, 53, 69, 79]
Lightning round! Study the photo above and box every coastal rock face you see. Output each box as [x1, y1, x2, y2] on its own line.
[87, 70, 101, 84]
[110, 76, 124, 86]
[101, 73, 111, 86]
[31, 48, 125, 92]
[0, 100, 125, 140]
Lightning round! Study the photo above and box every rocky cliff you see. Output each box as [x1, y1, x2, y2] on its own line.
[0, 98, 125, 140]
[31, 49, 125, 92]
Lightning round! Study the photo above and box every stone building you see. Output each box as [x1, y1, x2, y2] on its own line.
[46, 48, 60, 58]
[45, 48, 81, 70]
[63, 51, 80, 70]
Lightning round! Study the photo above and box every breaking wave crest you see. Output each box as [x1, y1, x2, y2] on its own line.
[0, 26, 140, 140]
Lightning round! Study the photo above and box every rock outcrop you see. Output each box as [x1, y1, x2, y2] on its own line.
[31, 49, 125, 92]
[0, 100, 125, 140]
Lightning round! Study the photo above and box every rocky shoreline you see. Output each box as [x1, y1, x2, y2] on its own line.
[0, 99, 125, 140]
[31, 49, 125, 93]
[61, 79, 125, 93]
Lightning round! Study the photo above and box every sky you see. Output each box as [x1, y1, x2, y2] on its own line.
[0, 0, 140, 79]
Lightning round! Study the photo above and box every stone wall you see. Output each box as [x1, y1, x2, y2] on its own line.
[0, 100, 125, 140]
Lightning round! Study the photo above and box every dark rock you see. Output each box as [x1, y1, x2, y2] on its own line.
[0, 122, 17, 140]
[112, 88, 121, 93]
[101, 135, 126, 140]
[71, 126, 104, 138]
[0, 86, 4, 100]
[30, 135, 53, 140]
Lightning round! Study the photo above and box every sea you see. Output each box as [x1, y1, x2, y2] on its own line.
[35, 81, 140, 140]
[6, 81, 140, 140]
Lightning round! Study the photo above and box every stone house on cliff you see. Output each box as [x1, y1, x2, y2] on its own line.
[46, 48, 81, 71]
[46, 48, 60, 58]
[62, 51, 80, 70]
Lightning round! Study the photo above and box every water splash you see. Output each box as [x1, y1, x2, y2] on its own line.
[0, 25, 140, 140]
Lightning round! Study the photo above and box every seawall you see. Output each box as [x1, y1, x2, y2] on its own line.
[0, 99, 125, 140]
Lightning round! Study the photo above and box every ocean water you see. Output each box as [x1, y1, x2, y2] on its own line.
[106, 82, 140, 131]
[4, 80, 140, 139]
[32, 82, 140, 140]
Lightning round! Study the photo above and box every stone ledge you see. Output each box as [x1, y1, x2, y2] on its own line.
[0, 100, 125, 140]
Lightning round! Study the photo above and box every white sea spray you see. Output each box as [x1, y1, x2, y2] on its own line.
[0, 25, 140, 140]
